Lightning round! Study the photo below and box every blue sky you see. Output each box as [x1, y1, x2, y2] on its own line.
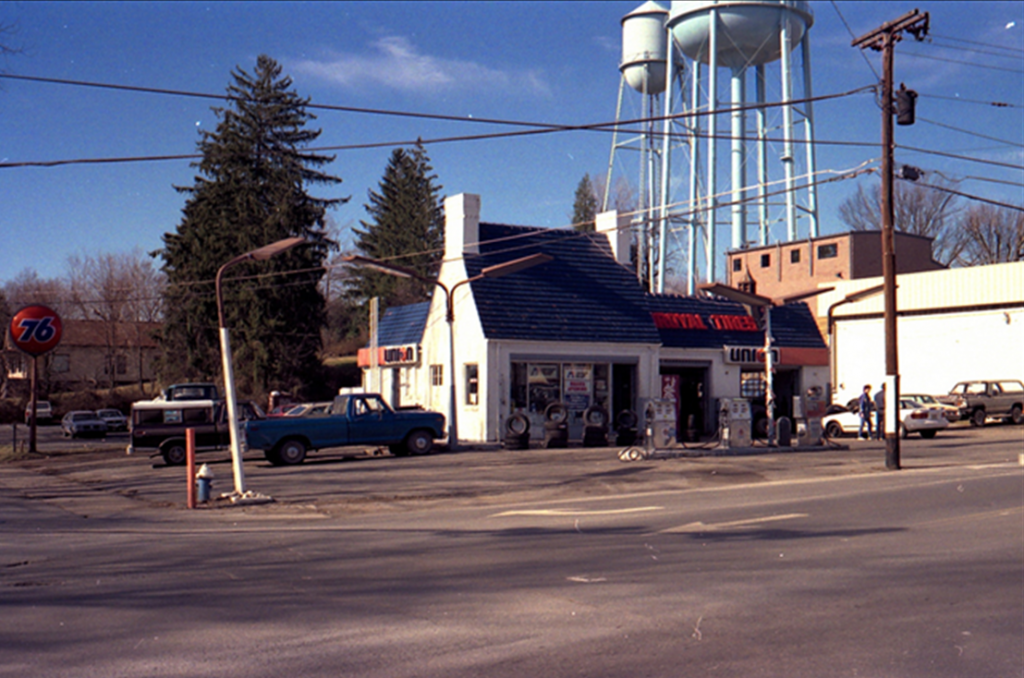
[1, 1, 1021, 283]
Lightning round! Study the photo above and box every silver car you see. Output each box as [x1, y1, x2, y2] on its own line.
[61, 411, 109, 438]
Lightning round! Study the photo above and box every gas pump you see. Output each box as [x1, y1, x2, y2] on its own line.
[796, 386, 826, 446]
[718, 398, 752, 448]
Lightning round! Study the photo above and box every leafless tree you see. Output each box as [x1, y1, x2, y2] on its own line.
[953, 203, 1024, 267]
[65, 250, 165, 389]
[838, 177, 966, 266]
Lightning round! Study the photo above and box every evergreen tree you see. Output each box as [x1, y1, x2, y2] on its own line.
[349, 142, 444, 307]
[572, 173, 598, 232]
[156, 55, 345, 398]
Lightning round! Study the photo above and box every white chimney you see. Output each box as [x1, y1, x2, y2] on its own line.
[444, 193, 480, 261]
[597, 209, 631, 266]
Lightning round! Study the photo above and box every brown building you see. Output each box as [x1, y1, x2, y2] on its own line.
[726, 230, 945, 317]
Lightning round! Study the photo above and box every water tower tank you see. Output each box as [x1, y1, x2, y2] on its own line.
[621, 1, 672, 94]
[668, 0, 813, 71]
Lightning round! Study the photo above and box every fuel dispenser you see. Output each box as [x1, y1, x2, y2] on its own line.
[718, 398, 752, 448]
[795, 386, 826, 446]
[644, 399, 678, 450]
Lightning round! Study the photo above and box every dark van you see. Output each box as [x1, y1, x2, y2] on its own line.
[128, 399, 263, 466]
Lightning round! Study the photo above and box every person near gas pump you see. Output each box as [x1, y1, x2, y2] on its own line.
[873, 384, 886, 440]
[858, 384, 874, 440]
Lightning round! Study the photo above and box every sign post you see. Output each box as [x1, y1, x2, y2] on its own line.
[9, 305, 63, 455]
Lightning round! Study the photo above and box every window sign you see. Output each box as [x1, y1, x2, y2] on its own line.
[563, 364, 592, 411]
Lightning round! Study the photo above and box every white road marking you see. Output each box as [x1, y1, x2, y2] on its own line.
[664, 512, 808, 533]
[490, 506, 663, 518]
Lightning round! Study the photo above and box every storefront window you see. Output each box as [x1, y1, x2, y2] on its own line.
[741, 371, 766, 398]
[510, 362, 613, 417]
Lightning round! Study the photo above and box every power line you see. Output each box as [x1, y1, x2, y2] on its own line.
[917, 117, 1024, 148]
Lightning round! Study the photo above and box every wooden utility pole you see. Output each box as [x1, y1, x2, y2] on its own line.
[852, 10, 929, 471]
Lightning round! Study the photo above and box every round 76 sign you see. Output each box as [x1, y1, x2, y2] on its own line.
[9, 305, 63, 356]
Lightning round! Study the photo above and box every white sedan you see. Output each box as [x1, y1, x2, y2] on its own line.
[823, 399, 948, 439]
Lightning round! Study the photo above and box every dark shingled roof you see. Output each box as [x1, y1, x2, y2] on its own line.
[373, 223, 827, 351]
[465, 223, 662, 344]
[376, 302, 430, 346]
[645, 294, 826, 349]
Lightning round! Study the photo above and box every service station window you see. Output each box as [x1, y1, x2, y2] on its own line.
[430, 364, 444, 387]
[740, 371, 766, 399]
[465, 364, 479, 405]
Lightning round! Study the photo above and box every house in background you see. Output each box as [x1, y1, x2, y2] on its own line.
[3, 319, 160, 395]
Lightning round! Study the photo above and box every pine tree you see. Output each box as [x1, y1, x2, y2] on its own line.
[572, 173, 598, 232]
[156, 55, 345, 398]
[349, 142, 444, 307]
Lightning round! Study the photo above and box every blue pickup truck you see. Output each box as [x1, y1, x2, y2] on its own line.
[243, 392, 446, 465]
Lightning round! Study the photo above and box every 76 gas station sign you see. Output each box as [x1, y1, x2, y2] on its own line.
[9, 305, 63, 356]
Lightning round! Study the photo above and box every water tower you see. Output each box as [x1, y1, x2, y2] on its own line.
[666, 0, 819, 287]
[603, 1, 678, 291]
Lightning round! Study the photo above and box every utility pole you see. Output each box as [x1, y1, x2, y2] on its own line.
[852, 9, 928, 471]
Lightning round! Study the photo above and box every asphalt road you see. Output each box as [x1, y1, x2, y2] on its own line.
[1, 424, 1021, 677]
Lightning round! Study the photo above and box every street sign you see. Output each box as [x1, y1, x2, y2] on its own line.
[9, 305, 63, 356]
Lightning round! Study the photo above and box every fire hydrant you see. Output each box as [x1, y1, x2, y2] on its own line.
[195, 464, 214, 503]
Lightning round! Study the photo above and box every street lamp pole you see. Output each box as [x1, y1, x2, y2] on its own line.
[345, 253, 552, 450]
[216, 236, 305, 497]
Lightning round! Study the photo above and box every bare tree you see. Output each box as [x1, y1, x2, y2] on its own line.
[838, 177, 966, 266]
[954, 203, 1024, 266]
[65, 250, 164, 389]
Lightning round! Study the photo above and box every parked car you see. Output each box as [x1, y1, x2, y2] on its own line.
[902, 394, 960, 423]
[157, 382, 220, 402]
[96, 408, 129, 431]
[61, 410, 109, 438]
[940, 380, 1024, 427]
[822, 399, 948, 439]
[24, 400, 54, 425]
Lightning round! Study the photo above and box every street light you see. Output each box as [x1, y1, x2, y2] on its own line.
[700, 282, 833, 445]
[216, 236, 305, 498]
[345, 252, 552, 449]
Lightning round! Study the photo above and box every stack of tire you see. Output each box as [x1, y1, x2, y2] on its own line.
[615, 409, 638, 446]
[581, 405, 609, 447]
[503, 413, 530, 450]
[543, 402, 569, 449]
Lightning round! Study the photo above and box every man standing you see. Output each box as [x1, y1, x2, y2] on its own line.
[873, 384, 886, 440]
[858, 384, 873, 440]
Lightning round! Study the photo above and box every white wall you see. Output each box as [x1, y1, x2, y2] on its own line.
[833, 307, 1024, 404]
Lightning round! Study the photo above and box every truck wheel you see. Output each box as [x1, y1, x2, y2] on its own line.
[971, 409, 986, 427]
[161, 441, 187, 466]
[276, 439, 307, 465]
[1010, 405, 1023, 425]
[825, 421, 843, 439]
[405, 430, 434, 456]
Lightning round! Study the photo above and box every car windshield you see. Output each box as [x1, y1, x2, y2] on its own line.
[72, 413, 94, 421]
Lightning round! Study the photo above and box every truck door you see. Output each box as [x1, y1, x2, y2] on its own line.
[348, 395, 395, 444]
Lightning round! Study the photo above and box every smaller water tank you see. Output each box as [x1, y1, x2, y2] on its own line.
[621, 1, 673, 95]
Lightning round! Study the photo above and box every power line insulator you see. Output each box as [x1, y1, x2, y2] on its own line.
[896, 83, 918, 125]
